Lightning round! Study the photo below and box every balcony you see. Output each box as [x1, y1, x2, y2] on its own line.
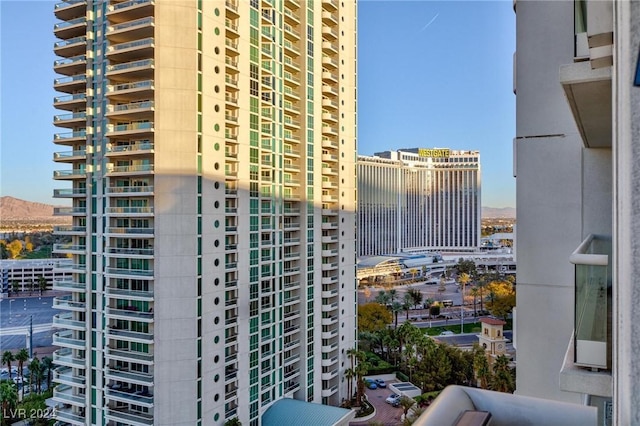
[322, 41, 338, 55]
[53, 129, 86, 145]
[322, 85, 339, 98]
[105, 226, 154, 237]
[283, 8, 299, 24]
[105, 387, 154, 408]
[53, 312, 85, 330]
[53, 169, 87, 180]
[321, 11, 338, 25]
[106, 327, 154, 344]
[53, 224, 87, 235]
[568, 234, 611, 370]
[107, 37, 154, 62]
[54, 188, 86, 198]
[53, 243, 86, 254]
[106, 367, 153, 386]
[106, 185, 154, 196]
[54, 55, 87, 76]
[53, 278, 86, 292]
[54, 35, 87, 57]
[106, 59, 154, 79]
[106, 121, 154, 137]
[53, 330, 85, 350]
[105, 306, 154, 322]
[54, 74, 86, 93]
[53, 261, 86, 272]
[107, 17, 155, 43]
[53, 147, 86, 161]
[107, 0, 155, 21]
[53, 384, 86, 408]
[54, 0, 87, 21]
[53, 295, 86, 311]
[53, 92, 86, 110]
[53, 348, 86, 369]
[53, 112, 87, 129]
[322, 55, 338, 69]
[105, 266, 154, 278]
[53, 17, 87, 39]
[105, 346, 154, 364]
[107, 79, 154, 100]
[106, 246, 153, 257]
[106, 286, 154, 300]
[106, 406, 154, 426]
[54, 366, 87, 387]
[559, 62, 611, 148]
[106, 101, 154, 121]
[321, 385, 338, 397]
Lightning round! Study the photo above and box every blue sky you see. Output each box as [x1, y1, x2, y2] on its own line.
[0, 1, 515, 208]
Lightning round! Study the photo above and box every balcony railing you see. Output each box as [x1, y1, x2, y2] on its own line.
[569, 234, 611, 370]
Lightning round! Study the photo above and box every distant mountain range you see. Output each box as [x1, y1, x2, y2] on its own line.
[482, 206, 516, 219]
[0, 196, 514, 221]
[0, 196, 59, 220]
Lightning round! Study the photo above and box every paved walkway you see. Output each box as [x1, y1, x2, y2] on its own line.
[350, 381, 404, 426]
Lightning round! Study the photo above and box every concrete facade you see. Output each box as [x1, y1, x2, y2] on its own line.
[516, 0, 640, 424]
[51, 0, 357, 425]
[357, 149, 481, 257]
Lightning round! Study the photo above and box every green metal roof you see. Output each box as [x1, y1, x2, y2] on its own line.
[262, 398, 352, 426]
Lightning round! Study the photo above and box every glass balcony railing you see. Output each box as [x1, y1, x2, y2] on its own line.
[108, 0, 153, 12]
[107, 59, 154, 73]
[54, 55, 86, 67]
[108, 37, 154, 53]
[54, 112, 87, 123]
[570, 234, 611, 370]
[54, 36, 86, 49]
[53, 187, 86, 196]
[107, 122, 154, 132]
[108, 79, 154, 93]
[54, 130, 86, 140]
[54, 93, 86, 103]
[54, 17, 86, 31]
[108, 16, 154, 32]
[54, 74, 87, 86]
[107, 101, 154, 113]
[53, 148, 86, 159]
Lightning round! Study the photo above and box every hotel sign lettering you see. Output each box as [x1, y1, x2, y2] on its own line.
[418, 148, 450, 158]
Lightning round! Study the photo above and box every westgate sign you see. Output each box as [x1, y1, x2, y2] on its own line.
[418, 148, 450, 158]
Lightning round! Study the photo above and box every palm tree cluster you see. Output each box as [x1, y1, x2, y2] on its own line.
[2, 349, 54, 399]
[357, 322, 516, 395]
[374, 288, 424, 327]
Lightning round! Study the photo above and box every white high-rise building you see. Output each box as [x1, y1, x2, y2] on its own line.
[51, 0, 357, 424]
[514, 1, 640, 425]
[357, 148, 481, 257]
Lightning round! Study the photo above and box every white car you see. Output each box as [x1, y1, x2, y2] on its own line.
[386, 393, 401, 406]
[439, 331, 455, 336]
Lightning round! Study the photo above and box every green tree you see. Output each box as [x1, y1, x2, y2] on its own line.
[490, 355, 515, 393]
[11, 280, 19, 295]
[354, 352, 370, 407]
[41, 357, 53, 392]
[0, 381, 18, 425]
[37, 276, 47, 296]
[469, 287, 480, 317]
[224, 418, 241, 426]
[456, 259, 477, 277]
[402, 293, 413, 320]
[15, 349, 29, 387]
[398, 395, 415, 419]
[29, 358, 43, 394]
[391, 301, 403, 328]
[358, 303, 392, 333]
[6, 240, 22, 259]
[374, 290, 390, 306]
[1, 352, 15, 380]
[473, 344, 491, 389]
[407, 288, 423, 309]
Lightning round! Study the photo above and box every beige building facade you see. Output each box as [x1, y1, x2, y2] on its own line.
[51, 0, 357, 424]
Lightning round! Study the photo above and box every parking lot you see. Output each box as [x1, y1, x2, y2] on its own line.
[350, 380, 404, 426]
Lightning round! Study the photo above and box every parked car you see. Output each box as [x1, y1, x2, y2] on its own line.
[375, 379, 386, 388]
[386, 393, 401, 406]
[365, 379, 377, 389]
[439, 331, 455, 336]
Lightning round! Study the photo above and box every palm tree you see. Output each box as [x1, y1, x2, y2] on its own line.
[0, 381, 18, 423]
[490, 355, 514, 393]
[38, 276, 47, 296]
[15, 349, 29, 386]
[353, 351, 369, 406]
[2, 351, 15, 380]
[346, 347, 359, 401]
[391, 301, 403, 328]
[29, 357, 43, 394]
[224, 418, 241, 426]
[469, 287, 480, 317]
[11, 280, 19, 296]
[344, 368, 354, 405]
[472, 344, 491, 389]
[41, 356, 54, 392]
[375, 290, 390, 306]
[407, 288, 423, 309]
[402, 293, 413, 320]
[398, 395, 415, 419]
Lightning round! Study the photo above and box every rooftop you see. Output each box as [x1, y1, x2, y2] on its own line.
[262, 398, 354, 426]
